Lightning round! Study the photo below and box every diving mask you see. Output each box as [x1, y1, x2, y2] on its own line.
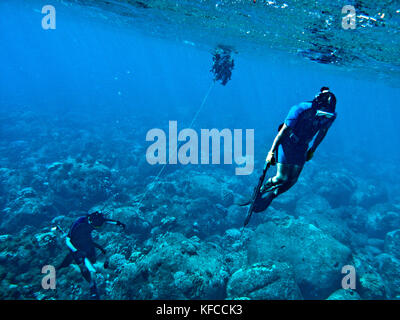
[316, 110, 335, 119]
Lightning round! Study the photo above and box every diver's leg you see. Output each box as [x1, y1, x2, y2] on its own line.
[260, 163, 289, 194]
[86, 250, 100, 300]
[253, 164, 289, 212]
[77, 257, 99, 299]
[239, 164, 284, 209]
[75, 248, 96, 283]
[78, 259, 93, 283]
[58, 252, 74, 270]
[262, 163, 303, 194]
[85, 258, 100, 299]
[253, 164, 302, 213]
[274, 164, 303, 195]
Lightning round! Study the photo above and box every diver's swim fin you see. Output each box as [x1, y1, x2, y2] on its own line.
[242, 162, 270, 228]
[238, 199, 252, 207]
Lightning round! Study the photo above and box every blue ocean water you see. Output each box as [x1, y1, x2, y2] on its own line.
[0, 0, 400, 300]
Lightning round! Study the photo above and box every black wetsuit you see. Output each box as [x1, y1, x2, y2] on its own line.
[59, 216, 100, 269]
[58, 215, 124, 299]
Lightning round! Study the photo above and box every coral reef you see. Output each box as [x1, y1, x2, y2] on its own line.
[111, 232, 228, 300]
[226, 262, 303, 300]
[0, 109, 398, 300]
[247, 217, 352, 299]
[327, 289, 360, 300]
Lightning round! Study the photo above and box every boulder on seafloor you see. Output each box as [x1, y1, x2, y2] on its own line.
[366, 203, 400, 238]
[295, 194, 331, 217]
[375, 253, 400, 299]
[47, 158, 114, 210]
[384, 229, 400, 260]
[225, 205, 247, 228]
[326, 289, 360, 300]
[182, 172, 234, 207]
[310, 169, 357, 208]
[295, 199, 354, 247]
[247, 217, 352, 299]
[345, 206, 369, 233]
[0, 168, 26, 203]
[358, 272, 387, 300]
[108, 206, 151, 239]
[111, 232, 229, 299]
[226, 261, 303, 300]
[184, 174, 221, 201]
[0, 188, 57, 232]
[350, 181, 388, 209]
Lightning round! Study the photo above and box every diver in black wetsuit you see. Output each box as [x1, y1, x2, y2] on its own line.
[58, 211, 126, 300]
[211, 47, 235, 86]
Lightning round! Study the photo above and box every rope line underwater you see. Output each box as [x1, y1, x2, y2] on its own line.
[134, 81, 216, 213]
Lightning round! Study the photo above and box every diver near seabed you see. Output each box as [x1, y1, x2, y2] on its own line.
[211, 46, 235, 86]
[241, 87, 337, 227]
[56, 211, 126, 300]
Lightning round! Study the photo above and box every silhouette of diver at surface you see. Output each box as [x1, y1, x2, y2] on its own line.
[211, 46, 235, 85]
[58, 211, 125, 300]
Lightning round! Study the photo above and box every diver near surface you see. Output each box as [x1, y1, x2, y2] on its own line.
[241, 87, 337, 224]
[58, 211, 126, 300]
[211, 46, 235, 86]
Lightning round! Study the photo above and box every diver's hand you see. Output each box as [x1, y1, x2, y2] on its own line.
[306, 149, 314, 161]
[266, 151, 275, 165]
[103, 260, 109, 269]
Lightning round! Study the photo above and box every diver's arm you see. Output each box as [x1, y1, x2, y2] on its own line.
[105, 219, 118, 226]
[105, 219, 126, 230]
[66, 237, 78, 253]
[94, 242, 106, 254]
[268, 124, 290, 154]
[266, 124, 290, 163]
[309, 128, 329, 153]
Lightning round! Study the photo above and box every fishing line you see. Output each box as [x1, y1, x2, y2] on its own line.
[134, 81, 215, 212]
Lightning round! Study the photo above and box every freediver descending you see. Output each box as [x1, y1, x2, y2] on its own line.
[242, 87, 337, 226]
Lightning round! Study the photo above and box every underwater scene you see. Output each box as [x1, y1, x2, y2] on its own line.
[0, 0, 400, 301]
